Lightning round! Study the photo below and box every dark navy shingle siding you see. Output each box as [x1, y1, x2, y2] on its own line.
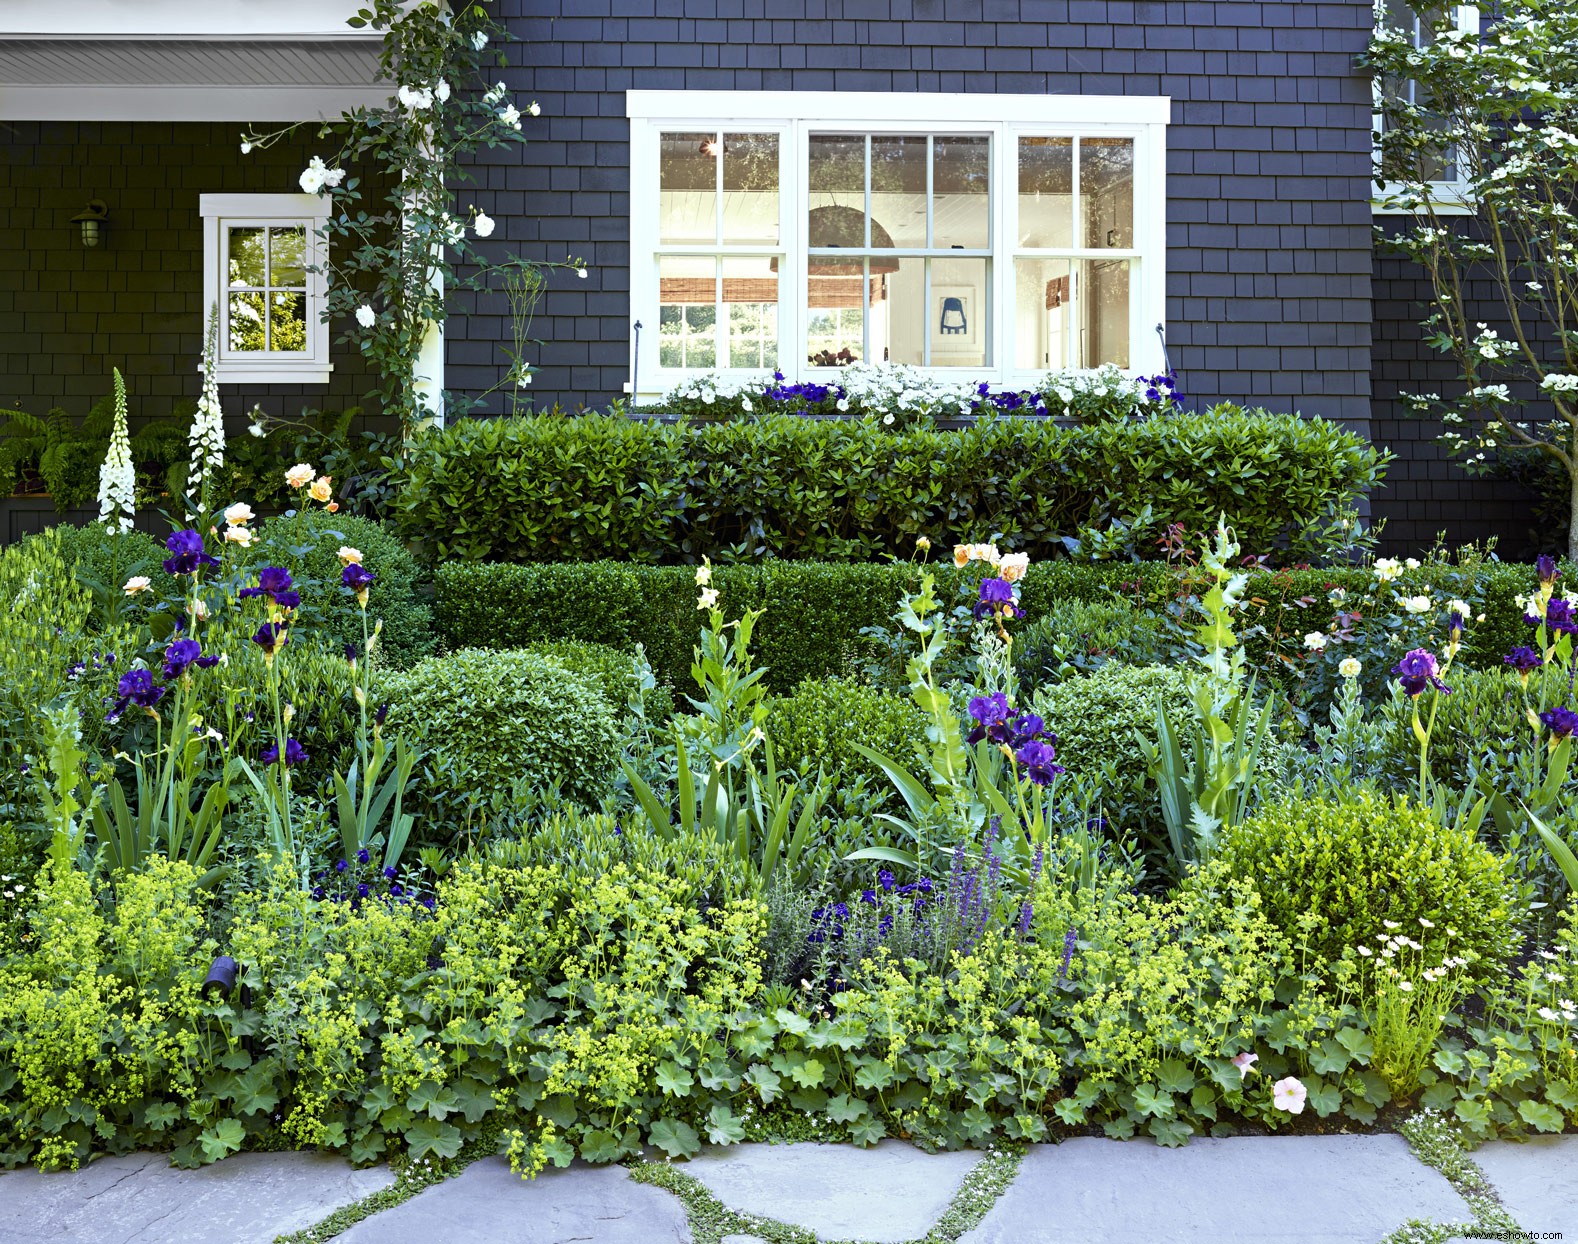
[450, 0, 1378, 432]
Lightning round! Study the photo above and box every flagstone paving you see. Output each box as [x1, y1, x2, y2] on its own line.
[1, 1131, 1569, 1243]
[1468, 1136, 1578, 1237]
[958, 1135, 1475, 1244]
[685, 1139, 982, 1244]
[336, 1156, 691, 1244]
[0, 1151, 393, 1244]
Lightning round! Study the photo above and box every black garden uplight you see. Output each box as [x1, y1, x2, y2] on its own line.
[201, 955, 239, 1001]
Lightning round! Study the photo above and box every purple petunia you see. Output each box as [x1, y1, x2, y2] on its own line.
[1014, 738, 1065, 785]
[260, 737, 307, 766]
[1393, 648, 1451, 697]
[1540, 707, 1578, 739]
[162, 529, 220, 577]
[161, 637, 219, 680]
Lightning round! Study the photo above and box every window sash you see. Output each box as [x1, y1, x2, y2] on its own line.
[200, 193, 332, 383]
[629, 97, 1168, 394]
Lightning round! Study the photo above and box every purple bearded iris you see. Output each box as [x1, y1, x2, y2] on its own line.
[1540, 707, 1578, 739]
[1393, 648, 1450, 697]
[1538, 555, 1560, 587]
[966, 691, 1012, 744]
[260, 737, 308, 766]
[161, 529, 220, 576]
[1541, 598, 1578, 636]
[110, 668, 166, 717]
[161, 637, 219, 680]
[341, 563, 375, 594]
[251, 620, 289, 658]
[1008, 712, 1045, 749]
[1504, 646, 1544, 677]
[240, 567, 299, 610]
[1014, 738, 1065, 785]
[974, 576, 1019, 620]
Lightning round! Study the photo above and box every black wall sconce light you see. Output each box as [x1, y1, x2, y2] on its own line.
[71, 200, 109, 248]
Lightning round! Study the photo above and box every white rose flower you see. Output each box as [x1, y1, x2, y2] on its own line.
[435, 79, 451, 103]
[528, 101, 541, 117]
[240, 141, 253, 154]
[1303, 631, 1328, 651]
[223, 502, 255, 527]
[355, 304, 377, 328]
[299, 161, 327, 194]
[472, 211, 495, 238]
[500, 104, 522, 129]
[123, 576, 152, 596]
[472, 31, 489, 51]
[1405, 557, 1421, 570]
[1402, 595, 1432, 614]
[398, 84, 434, 111]
[577, 267, 588, 279]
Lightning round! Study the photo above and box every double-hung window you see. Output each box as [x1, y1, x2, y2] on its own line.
[200, 193, 332, 383]
[627, 91, 1169, 397]
[1372, 2, 1481, 214]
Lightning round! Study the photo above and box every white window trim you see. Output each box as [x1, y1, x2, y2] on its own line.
[200, 193, 333, 384]
[1372, 3, 1480, 216]
[626, 91, 1170, 399]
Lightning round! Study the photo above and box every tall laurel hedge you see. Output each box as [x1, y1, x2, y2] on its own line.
[393, 408, 1386, 564]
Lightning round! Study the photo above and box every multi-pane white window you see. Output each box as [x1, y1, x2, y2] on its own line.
[200, 193, 332, 383]
[1372, 2, 1481, 214]
[628, 92, 1169, 396]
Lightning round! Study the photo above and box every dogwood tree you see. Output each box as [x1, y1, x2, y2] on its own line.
[1369, 0, 1578, 558]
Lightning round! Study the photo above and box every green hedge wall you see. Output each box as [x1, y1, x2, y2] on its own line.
[436, 559, 1546, 694]
[396, 409, 1386, 564]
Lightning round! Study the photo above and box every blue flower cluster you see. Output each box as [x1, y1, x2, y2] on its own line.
[311, 848, 434, 915]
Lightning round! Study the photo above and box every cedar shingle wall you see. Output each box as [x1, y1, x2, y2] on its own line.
[0, 121, 376, 427]
[451, 0, 1379, 436]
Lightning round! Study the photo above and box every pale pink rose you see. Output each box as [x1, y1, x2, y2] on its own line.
[123, 576, 152, 595]
[285, 463, 316, 490]
[223, 502, 255, 527]
[998, 552, 1030, 583]
[337, 546, 363, 566]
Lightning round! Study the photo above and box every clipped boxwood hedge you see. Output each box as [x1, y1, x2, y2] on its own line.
[435, 558, 1543, 694]
[395, 408, 1386, 564]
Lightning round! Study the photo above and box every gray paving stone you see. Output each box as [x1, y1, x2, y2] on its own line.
[720, 1237, 770, 1244]
[0, 1150, 394, 1244]
[1472, 1136, 1578, 1236]
[685, 1140, 980, 1243]
[959, 1135, 1475, 1244]
[339, 1155, 690, 1243]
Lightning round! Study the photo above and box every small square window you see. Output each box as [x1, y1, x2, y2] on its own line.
[200, 194, 332, 383]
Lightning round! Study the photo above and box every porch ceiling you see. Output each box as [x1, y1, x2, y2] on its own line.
[0, 38, 387, 121]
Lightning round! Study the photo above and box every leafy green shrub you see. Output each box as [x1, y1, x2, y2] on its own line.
[519, 639, 674, 723]
[1032, 663, 1194, 801]
[381, 648, 619, 821]
[48, 523, 163, 599]
[764, 676, 928, 790]
[396, 409, 1386, 564]
[1013, 598, 1171, 688]
[1221, 790, 1518, 983]
[435, 559, 1547, 696]
[248, 509, 433, 670]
